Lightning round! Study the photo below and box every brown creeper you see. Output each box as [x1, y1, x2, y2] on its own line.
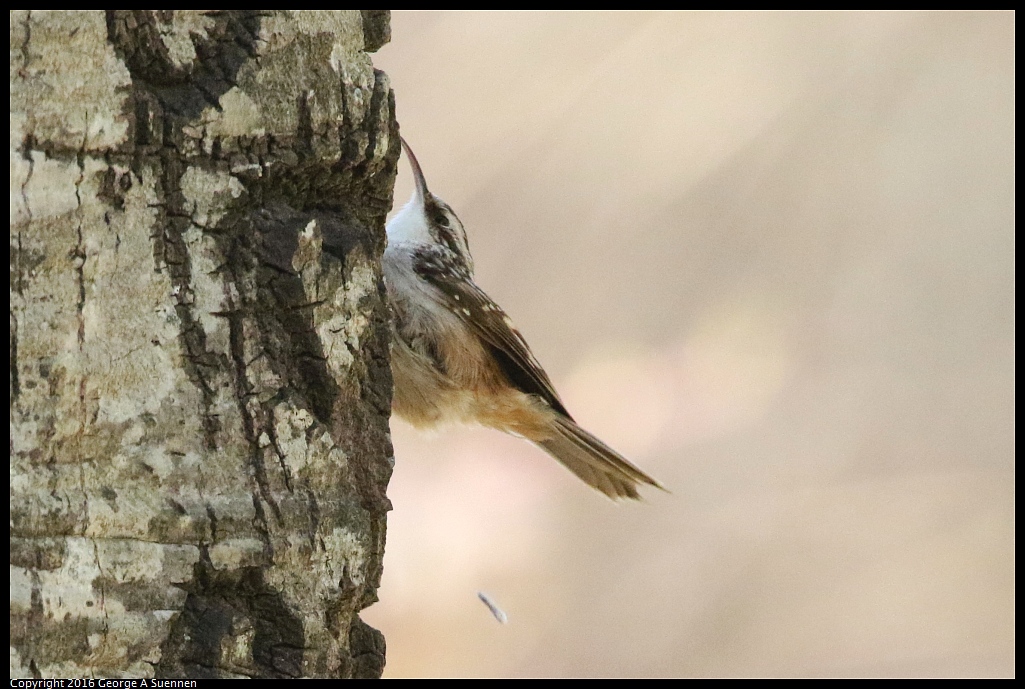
[384, 138, 663, 500]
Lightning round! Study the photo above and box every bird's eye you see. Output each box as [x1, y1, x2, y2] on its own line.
[432, 210, 448, 226]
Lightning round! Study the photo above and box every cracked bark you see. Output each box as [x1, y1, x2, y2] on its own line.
[10, 10, 396, 679]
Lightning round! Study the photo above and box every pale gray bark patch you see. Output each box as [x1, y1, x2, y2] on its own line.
[11, 10, 397, 679]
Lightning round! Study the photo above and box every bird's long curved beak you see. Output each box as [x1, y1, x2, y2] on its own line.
[400, 136, 430, 202]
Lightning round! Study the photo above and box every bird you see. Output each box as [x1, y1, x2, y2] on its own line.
[382, 137, 663, 500]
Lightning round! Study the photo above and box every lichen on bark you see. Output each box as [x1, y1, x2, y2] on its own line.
[10, 10, 397, 679]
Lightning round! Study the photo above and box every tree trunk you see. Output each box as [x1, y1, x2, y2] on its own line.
[10, 10, 396, 679]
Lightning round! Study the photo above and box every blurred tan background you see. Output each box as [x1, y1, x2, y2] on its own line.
[361, 11, 1014, 678]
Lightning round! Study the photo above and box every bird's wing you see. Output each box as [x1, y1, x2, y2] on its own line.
[412, 245, 571, 418]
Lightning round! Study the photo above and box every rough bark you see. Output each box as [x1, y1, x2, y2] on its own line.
[10, 10, 396, 679]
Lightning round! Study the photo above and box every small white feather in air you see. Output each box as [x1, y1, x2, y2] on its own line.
[477, 591, 508, 624]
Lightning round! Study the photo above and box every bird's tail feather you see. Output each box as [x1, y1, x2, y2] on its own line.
[536, 416, 665, 500]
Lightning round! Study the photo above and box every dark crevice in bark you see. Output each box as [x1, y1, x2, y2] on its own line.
[88, 539, 112, 675]
[359, 70, 389, 178]
[97, 165, 133, 211]
[10, 310, 19, 403]
[261, 398, 294, 493]
[17, 11, 32, 79]
[17, 134, 35, 296]
[72, 147, 87, 348]
[304, 488, 320, 551]
[205, 503, 219, 542]
[157, 565, 304, 679]
[296, 91, 315, 161]
[157, 153, 225, 450]
[225, 305, 284, 533]
[106, 11, 262, 120]
[250, 493, 275, 561]
[247, 206, 343, 426]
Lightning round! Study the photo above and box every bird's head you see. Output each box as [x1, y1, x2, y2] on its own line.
[386, 138, 474, 274]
